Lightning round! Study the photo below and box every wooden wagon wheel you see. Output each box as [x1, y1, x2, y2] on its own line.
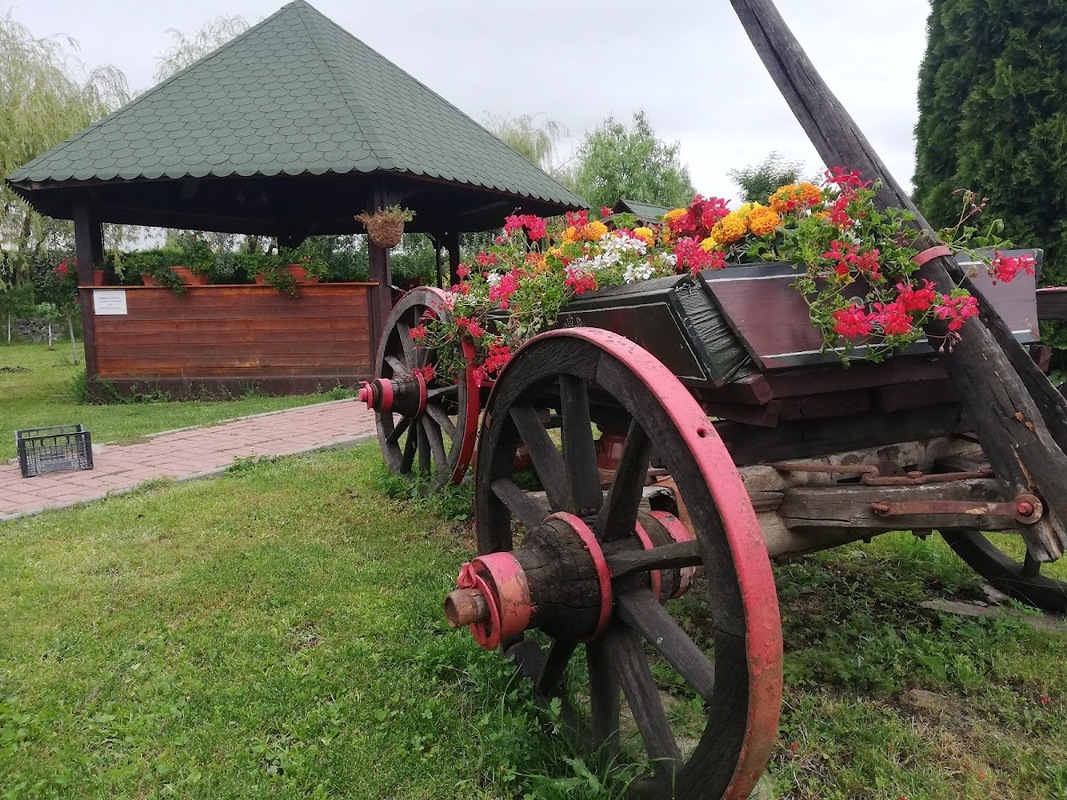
[941, 531, 1067, 611]
[448, 328, 782, 799]
[359, 287, 479, 489]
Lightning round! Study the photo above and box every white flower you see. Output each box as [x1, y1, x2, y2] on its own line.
[485, 272, 502, 286]
[623, 263, 655, 283]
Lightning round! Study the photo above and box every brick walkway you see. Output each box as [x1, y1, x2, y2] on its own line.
[1, 400, 378, 521]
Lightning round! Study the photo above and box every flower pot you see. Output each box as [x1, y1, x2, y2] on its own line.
[286, 264, 308, 282]
[142, 275, 157, 287]
[172, 266, 208, 285]
[254, 273, 267, 285]
[93, 269, 105, 286]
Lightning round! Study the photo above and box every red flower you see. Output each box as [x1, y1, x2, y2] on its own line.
[488, 271, 520, 308]
[456, 316, 486, 337]
[564, 268, 596, 295]
[409, 325, 427, 342]
[874, 301, 914, 336]
[896, 279, 936, 312]
[600, 206, 613, 219]
[674, 237, 726, 275]
[832, 305, 873, 338]
[989, 251, 1036, 283]
[456, 263, 472, 277]
[933, 295, 979, 331]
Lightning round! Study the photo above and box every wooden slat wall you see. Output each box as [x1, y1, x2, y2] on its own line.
[90, 284, 374, 386]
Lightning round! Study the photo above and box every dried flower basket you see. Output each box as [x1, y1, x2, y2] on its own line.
[355, 206, 414, 249]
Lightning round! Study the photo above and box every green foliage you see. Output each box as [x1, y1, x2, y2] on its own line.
[0, 13, 128, 286]
[728, 151, 805, 203]
[484, 113, 570, 178]
[913, 0, 1067, 364]
[153, 14, 250, 84]
[572, 110, 695, 210]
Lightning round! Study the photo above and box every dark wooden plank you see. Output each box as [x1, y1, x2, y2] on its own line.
[777, 390, 870, 423]
[1037, 287, 1067, 321]
[876, 379, 957, 414]
[704, 400, 781, 427]
[617, 589, 716, 702]
[731, 0, 1067, 559]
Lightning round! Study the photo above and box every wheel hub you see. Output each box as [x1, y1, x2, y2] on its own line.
[444, 509, 699, 651]
[358, 373, 427, 417]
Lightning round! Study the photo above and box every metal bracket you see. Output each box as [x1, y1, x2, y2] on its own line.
[870, 493, 1044, 525]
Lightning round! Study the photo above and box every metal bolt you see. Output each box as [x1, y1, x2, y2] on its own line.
[1017, 501, 1035, 517]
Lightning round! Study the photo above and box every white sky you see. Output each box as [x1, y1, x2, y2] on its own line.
[6, 0, 932, 204]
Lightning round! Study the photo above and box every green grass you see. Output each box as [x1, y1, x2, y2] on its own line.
[0, 341, 352, 461]
[1, 440, 1066, 798]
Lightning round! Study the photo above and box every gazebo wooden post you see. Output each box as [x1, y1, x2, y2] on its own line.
[72, 200, 104, 384]
[367, 186, 395, 354]
[444, 230, 461, 286]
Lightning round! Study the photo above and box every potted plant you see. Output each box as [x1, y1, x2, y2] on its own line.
[170, 231, 215, 285]
[354, 205, 415, 249]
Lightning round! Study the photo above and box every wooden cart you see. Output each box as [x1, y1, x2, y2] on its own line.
[355, 2, 1067, 795]
[358, 254, 1065, 799]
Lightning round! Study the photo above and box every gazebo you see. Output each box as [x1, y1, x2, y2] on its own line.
[7, 0, 584, 393]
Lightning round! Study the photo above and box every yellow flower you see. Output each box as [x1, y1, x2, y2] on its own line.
[633, 227, 655, 246]
[700, 236, 719, 252]
[711, 212, 747, 244]
[770, 182, 824, 213]
[748, 206, 782, 237]
[561, 226, 579, 244]
[663, 208, 687, 225]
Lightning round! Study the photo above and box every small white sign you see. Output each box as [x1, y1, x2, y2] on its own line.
[93, 290, 128, 316]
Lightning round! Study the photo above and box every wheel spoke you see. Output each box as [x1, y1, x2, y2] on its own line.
[417, 420, 431, 474]
[427, 384, 459, 399]
[491, 479, 550, 530]
[385, 416, 410, 446]
[423, 418, 448, 472]
[425, 403, 457, 440]
[397, 322, 416, 363]
[385, 354, 409, 377]
[1022, 551, 1041, 579]
[596, 421, 651, 542]
[617, 589, 716, 702]
[586, 640, 621, 755]
[510, 404, 568, 509]
[560, 375, 603, 516]
[605, 540, 703, 580]
[604, 622, 682, 777]
[399, 424, 417, 473]
[535, 639, 577, 698]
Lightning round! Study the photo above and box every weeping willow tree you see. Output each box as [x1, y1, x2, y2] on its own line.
[0, 12, 128, 288]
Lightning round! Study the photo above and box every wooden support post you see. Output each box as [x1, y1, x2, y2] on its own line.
[444, 230, 461, 286]
[731, 0, 1067, 560]
[72, 201, 104, 385]
[368, 241, 392, 356]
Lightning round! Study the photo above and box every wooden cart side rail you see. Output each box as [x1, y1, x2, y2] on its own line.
[1037, 287, 1067, 322]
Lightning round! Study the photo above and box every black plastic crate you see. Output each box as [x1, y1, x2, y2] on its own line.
[16, 424, 94, 478]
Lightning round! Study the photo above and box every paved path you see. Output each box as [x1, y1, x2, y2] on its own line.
[1, 400, 378, 521]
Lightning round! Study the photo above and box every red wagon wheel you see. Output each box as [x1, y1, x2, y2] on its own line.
[941, 531, 1067, 611]
[360, 287, 479, 489]
[455, 329, 782, 799]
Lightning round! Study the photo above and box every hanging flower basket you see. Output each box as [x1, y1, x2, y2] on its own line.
[355, 205, 415, 249]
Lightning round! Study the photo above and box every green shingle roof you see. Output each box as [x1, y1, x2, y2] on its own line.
[612, 199, 671, 223]
[8, 0, 584, 233]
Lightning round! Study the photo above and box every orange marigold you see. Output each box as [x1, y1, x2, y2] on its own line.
[769, 182, 823, 213]
[663, 208, 687, 224]
[711, 212, 747, 244]
[583, 220, 609, 241]
[748, 206, 782, 236]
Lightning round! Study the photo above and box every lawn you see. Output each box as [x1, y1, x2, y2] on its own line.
[0, 341, 351, 461]
[1, 441, 1066, 799]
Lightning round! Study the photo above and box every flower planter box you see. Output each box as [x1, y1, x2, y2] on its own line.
[559, 257, 1040, 386]
[141, 266, 208, 287]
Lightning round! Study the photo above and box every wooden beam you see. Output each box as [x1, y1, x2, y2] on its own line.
[72, 201, 104, 383]
[444, 230, 461, 286]
[730, 0, 1067, 560]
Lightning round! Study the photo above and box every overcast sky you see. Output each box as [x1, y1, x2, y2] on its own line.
[8, 0, 933, 204]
